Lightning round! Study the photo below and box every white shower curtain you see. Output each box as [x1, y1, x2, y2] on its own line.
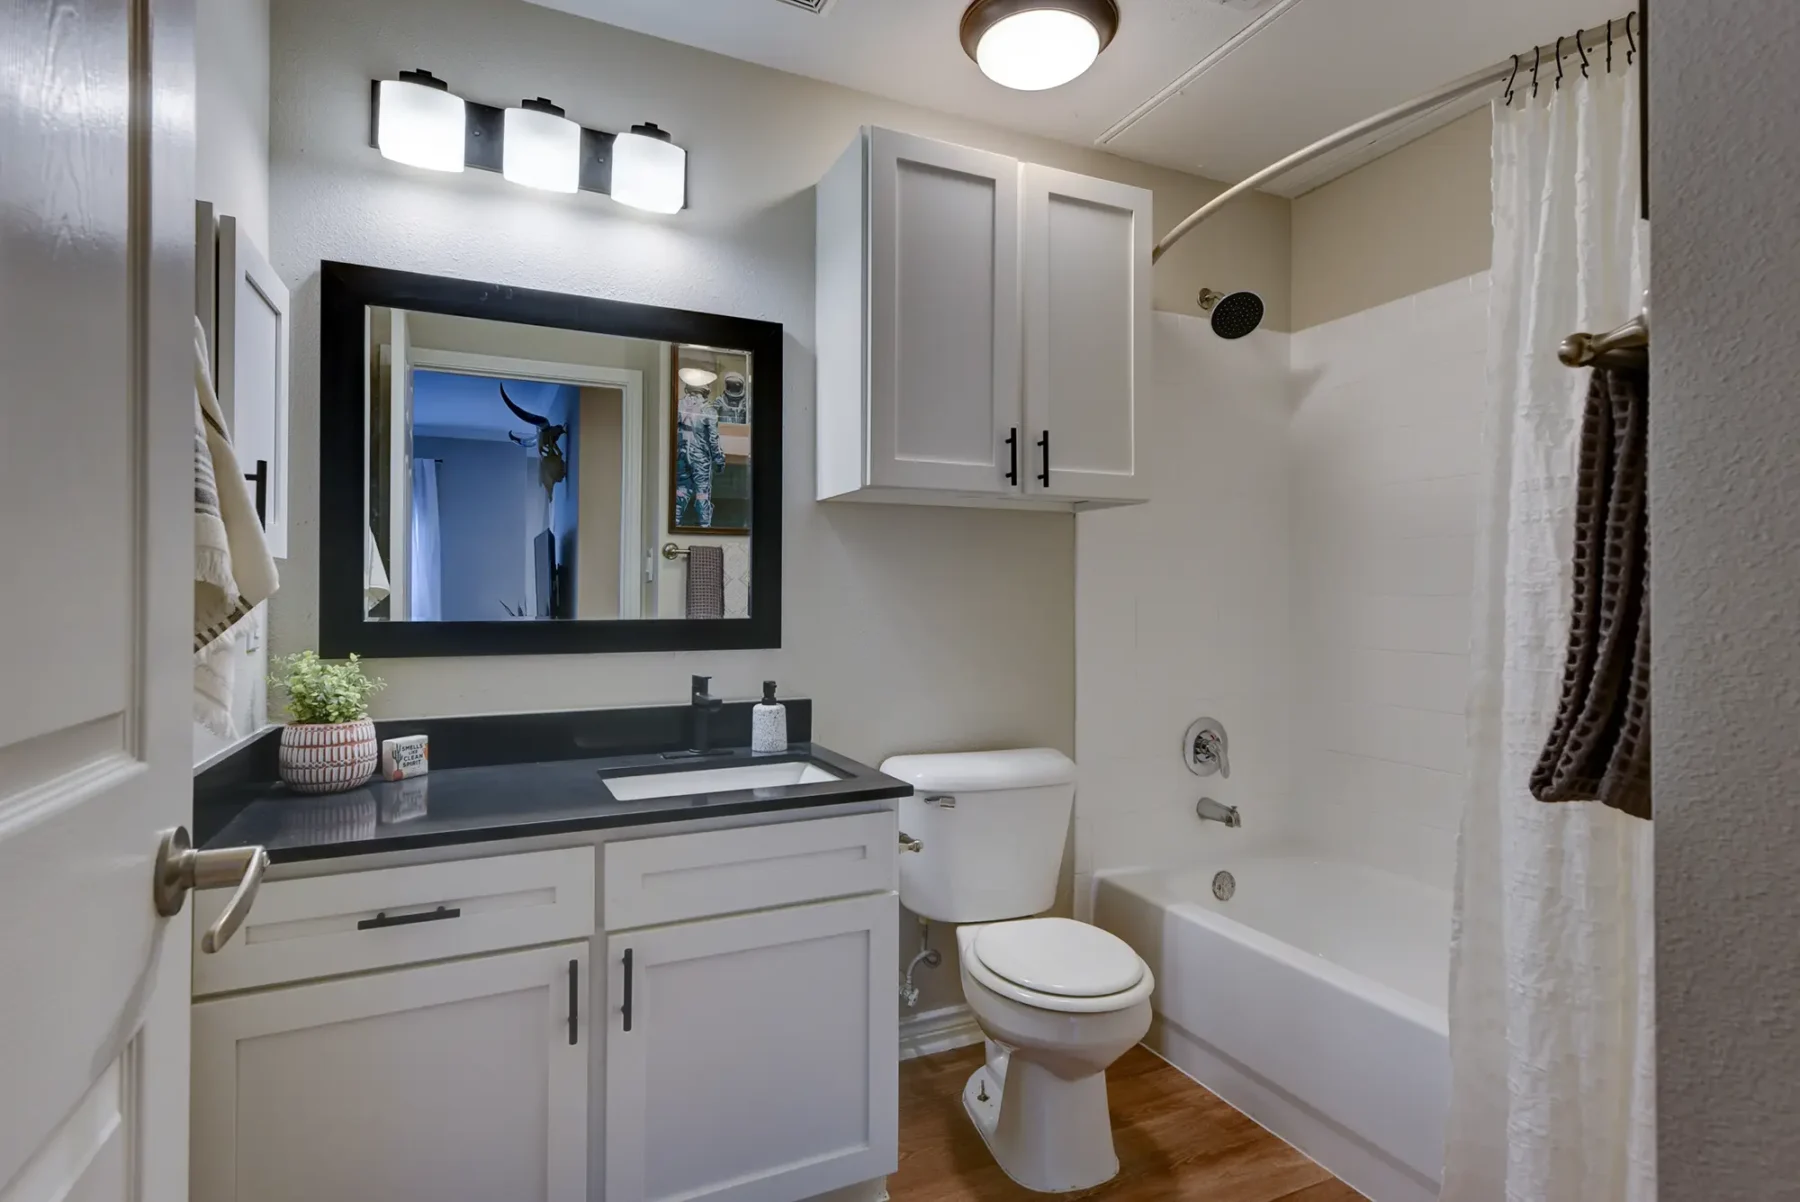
[1443, 68, 1654, 1202]
[409, 458, 442, 621]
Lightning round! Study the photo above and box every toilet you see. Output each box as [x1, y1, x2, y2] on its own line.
[881, 749, 1154, 1194]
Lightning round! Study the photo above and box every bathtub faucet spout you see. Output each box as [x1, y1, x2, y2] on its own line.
[1196, 797, 1241, 828]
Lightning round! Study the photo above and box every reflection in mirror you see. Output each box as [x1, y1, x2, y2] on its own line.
[364, 308, 754, 624]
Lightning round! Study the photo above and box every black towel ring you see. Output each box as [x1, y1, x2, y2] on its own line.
[1531, 45, 1541, 97]
[1576, 28, 1590, 78]
[1504, 54, 1519, 106]
[1554, 37, 1566, 89]
[1625, 11, 1637, 65]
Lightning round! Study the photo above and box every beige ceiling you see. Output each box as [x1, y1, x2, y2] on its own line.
[528, 0, 1630, 194]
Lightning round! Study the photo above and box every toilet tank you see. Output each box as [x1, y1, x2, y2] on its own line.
[880, 748, 1077, 924]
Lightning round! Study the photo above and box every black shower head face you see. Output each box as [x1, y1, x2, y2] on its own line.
[1210, 291, 1265, 340]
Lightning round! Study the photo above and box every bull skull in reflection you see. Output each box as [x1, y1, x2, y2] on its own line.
[501, 383, 568, 498]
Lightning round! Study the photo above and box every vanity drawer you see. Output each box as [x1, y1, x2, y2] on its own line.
[603, 811, 897, 931]
[193, 847, 595, 996]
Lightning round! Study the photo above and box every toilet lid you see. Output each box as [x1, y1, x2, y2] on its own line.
[972, 918, 1145, 998]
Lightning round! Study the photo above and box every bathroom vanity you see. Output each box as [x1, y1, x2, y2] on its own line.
[188, 702, 909, 1202]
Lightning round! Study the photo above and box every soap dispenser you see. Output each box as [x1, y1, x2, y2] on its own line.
[752, 681, 788, 753]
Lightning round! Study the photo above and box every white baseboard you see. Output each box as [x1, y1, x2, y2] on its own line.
[899, 1003, 984, 1061]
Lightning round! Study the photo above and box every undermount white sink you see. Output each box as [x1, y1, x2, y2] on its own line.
[602, 760, 845, 802]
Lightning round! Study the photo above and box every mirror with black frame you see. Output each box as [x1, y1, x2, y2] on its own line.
[318, 263, 781, 658]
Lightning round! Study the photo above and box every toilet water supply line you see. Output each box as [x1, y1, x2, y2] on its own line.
[901, 916, 942, 1008]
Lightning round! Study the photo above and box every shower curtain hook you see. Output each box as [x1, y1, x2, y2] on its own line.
[1607, 19, 1614, 72]
[1554, 37, 1566, 89]
[1504, 54, 1519, 106]
[1531, 45, 1541, 97]
[1576, 28, 1591, 78]
[1625, 11, 1637, 65]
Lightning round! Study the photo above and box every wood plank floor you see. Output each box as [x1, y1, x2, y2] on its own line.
[890, 1045, 1363, 1202]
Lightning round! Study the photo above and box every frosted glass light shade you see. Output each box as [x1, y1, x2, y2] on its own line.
[503, 104, 580, 193]
[376, 77, 466, 172]
[678, 367, 718, 388]
[975, 9, 1100, 90]
[611, 125, 686, 214]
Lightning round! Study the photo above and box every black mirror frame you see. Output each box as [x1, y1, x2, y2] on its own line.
[318, 261, 782, 658]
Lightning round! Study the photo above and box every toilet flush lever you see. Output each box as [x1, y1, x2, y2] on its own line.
[898, 832, 923, 853]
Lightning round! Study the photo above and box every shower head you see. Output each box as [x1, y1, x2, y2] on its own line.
[1197, 288, 1265, 340]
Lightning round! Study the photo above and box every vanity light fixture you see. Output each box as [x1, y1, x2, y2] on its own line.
[610, 123, 688, 214]
[959, 0, 1120, 91]
[369, 73, 686, 211]
[502, 98, 581, 193]
[374, 69, 467, 172]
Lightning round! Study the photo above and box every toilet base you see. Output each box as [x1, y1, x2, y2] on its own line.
[961, 1049, 1121, 1193]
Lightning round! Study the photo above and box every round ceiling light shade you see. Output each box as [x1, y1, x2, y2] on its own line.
[960, 0, 1119, 91]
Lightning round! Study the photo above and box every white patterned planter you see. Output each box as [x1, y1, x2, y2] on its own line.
[279, 719, 378, 795]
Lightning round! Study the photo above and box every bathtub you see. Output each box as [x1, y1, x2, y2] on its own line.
[1093, 858, 1449, 1202]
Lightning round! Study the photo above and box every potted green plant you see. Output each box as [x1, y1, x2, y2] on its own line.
[269, 651, 385, 794]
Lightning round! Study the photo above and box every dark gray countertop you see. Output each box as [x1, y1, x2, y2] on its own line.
[195, 743, 910, 864]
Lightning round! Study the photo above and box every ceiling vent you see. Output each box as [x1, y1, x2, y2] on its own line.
[773, 0, 838, 13]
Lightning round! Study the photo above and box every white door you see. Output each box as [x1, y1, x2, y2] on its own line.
[1021, 164, 1152, 503]
[0, 1, 196, 1201]
[867, 128, 1022, 494]
[386, 308, 414, 617]
[217, 216, 291, 559]
[192, 943, 590, 1202]
[604, 894, 899, 1202]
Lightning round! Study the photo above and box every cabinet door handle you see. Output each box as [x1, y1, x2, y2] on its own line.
[1004, 427, 1019, 486]
[356, 905, 461, 931]
[569, 958, 579, 1046]
[1037, 430, 1051, 487]
[621, 948, 634, 1032]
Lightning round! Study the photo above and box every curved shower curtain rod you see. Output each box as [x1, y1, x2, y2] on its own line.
[1151, 16, 1636, 264]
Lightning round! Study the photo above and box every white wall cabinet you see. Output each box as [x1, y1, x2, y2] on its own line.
[192, 942, 590, 1202]
[603, 892, 899, 1202]
[816, 126, 1150, 510]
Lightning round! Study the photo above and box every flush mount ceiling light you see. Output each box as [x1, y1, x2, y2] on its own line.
[678, 367, 719, 389]
[503, 98, 580, 193]
[611, 123, 688, 214]
[375, 69, 466, 172]
[960, 0, 1119, 91]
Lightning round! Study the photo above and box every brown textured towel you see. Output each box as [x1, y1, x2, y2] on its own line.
[685, 545, 725, 619]
[1532, 365, 1652, 820]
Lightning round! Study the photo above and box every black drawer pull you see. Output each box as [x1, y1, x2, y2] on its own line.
[1037, 430, 1050, 487]
[569, 958, 579, 1046]
[621, 948, 634, 1032]
[356, 905, 461, 931]
[1004, 427, 1019, 486]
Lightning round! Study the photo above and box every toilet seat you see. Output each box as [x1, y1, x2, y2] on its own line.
[963, 919, 1155, 1014]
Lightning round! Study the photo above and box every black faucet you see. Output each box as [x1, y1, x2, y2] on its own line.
[689, 674, 723, 755]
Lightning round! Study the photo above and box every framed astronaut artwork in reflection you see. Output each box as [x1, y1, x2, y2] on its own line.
[668, 342, 753, 534]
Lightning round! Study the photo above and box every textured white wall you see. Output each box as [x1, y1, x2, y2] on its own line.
[1288, 274, 1488, 889]
[197, 0, 270, 248]
[1652, 2, 1800, 1195]
[1074, 313, 1294, 901]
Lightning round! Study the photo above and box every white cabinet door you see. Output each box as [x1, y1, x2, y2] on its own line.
[867, 128, 1021, 494]
[218, 215, 292, 557]
[1021, 164, 1151, 503]
[605, 893, 899, 1202]
[193, 943, 589, 1202]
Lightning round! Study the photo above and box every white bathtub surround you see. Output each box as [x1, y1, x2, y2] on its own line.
[1289, 272, 1488, 890]
[1444, 77, 1654, 1202]
[1096, 858, 1449, 1202]
[1074, 313, 1294, 905]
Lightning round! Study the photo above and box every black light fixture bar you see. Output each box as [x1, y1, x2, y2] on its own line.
[368, 77, 624, 197]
